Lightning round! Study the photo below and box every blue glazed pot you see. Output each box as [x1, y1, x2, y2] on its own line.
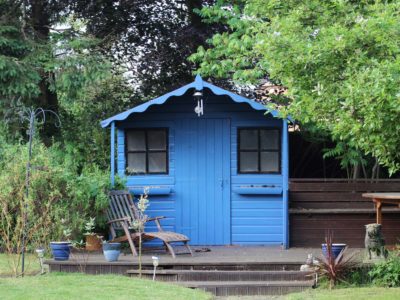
[103, 243, 121, 262]
[50, 242, 71, 261]
[321, 243, 347, 259]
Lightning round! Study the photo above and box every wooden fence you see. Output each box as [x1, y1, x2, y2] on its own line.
[289, 179, 400, 247]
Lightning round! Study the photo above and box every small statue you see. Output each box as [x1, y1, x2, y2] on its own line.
[365, 223, 388, 260]
[306, 253, 313, 265]
[300, 253, 318, 271]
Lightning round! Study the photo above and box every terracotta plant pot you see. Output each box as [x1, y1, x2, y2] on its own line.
[85, 235, 103, 251]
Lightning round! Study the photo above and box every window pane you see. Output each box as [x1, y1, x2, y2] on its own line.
[239, 129, 258, 150]
[126, 131, 146, 151]
[148, 152, 167, 173]
[260, 129, 279, 150]
[148, 130, 167, 150]
[260, 152, 280, 172]
[127, 153, 146, 174]
[239, 151, 258, 172]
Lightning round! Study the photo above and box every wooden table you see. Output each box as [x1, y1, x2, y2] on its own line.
[362, 192, 400, 224]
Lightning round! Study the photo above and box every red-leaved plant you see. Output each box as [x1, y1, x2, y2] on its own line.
[316, 231, 359, 289]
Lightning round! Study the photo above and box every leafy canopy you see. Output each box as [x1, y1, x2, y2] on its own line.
[190, 0, 400, 174]
[0, 2, 111, 137]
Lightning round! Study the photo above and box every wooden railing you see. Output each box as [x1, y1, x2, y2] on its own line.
[289, 178, 400, 247]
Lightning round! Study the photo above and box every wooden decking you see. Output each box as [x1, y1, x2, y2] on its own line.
[46, 246, 363, 269]
[46, 245, 342, 273]
[45, 246, 361, 296]
[46, 246, 362, 296]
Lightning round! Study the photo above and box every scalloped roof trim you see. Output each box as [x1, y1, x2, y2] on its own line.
[101, 75, 281, 128]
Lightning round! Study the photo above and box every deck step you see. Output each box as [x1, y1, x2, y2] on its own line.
[46, 260, 303, 273]
[177, 280, 315, 296]
[127, 269, 313, 282]
[127, 269, 315, 296]
[181, 263, 302, 271]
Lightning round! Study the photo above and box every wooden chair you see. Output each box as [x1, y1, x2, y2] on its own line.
[106, 190, 193, 258]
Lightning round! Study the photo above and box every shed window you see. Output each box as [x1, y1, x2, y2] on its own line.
[126, 129, 168, 174]
[238, 128, 280, 173]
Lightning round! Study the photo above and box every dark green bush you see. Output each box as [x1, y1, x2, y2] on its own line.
[0, 140, 118, 254]
[369, 251, 400, 287]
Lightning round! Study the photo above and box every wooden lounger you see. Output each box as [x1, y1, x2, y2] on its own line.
[107, 190, 193, 258]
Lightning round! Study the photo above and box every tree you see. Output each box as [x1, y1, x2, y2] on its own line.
[59, 74, 138, 169]
[190, 0, 400, 174]
[71, 0, 219, 98]
[1, 0, 222, 144]
[0, 0, 111, 142]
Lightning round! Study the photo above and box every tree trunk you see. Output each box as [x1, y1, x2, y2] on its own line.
[30, 0, 60, 142]
[371, 158, 379, 181]
[186, 0, 203, 29]
[352, 164, 360, 180]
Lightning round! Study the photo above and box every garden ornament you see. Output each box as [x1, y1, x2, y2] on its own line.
[152, 256, 159, 281]
[365, 223, 388, 260]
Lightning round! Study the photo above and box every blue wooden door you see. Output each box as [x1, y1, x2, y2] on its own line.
[175, 118, 231, 245]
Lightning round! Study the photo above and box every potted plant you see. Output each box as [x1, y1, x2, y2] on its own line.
[321, 243, 347, 259]
[84, 217, 103, 251]
[50, 222, 72, 261]
[317, 232, 358, 289]
[102, 241, 121, 262]
[320, 230, 347, 259]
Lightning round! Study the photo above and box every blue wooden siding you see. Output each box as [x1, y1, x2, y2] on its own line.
[230, 119, 284, 245]
[113, 94, 288, 246]
[117, 122, 177, 235]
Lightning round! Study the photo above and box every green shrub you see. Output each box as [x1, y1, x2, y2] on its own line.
[369, 252, 400, 287]
[345, 265, 373, 286]
[0, 140, 119, 274]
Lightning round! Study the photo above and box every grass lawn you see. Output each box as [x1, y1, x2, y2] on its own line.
[0, 253, 41, 276]
[286, 287, 400, 300]
[0, 273, 212, 300]
[0, 255, 211, 299]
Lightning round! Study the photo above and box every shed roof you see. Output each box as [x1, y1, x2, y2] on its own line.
[101, 75, 282, 128]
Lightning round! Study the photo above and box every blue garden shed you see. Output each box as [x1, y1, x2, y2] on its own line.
[101, 75, 289, 248]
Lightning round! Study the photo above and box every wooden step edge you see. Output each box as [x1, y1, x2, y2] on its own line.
[126, 269, 313, 275]
[44, 260, 304, 266]
[177, 280, 315, 288]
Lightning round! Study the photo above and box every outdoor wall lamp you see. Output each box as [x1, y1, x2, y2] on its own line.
[193, 90, 204, 117]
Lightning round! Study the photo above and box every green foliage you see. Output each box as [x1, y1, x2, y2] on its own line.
[323, 142, 367, 177]
[191, 0, 400, 174]
[0, 25, 41, 100]
[343, 265, 373, 287]
[59, 74, 136, 169]
[70, 0, 217, 98]
[0, 15, 112, 139]
[47, 26, 112, 103]
[316, 233, 359, 289]
[0, 140, 113, 264]
[84, 217, 96, 236]
[369, 252, 400, 287]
